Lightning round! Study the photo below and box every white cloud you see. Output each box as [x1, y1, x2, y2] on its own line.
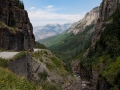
[46, 5, 54, 9]
[28, 6, 85, 27]
[30, 7, 36, 10]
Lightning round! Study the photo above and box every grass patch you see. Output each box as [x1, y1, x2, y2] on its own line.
[0, 58, 7, 68]
[43, 51, 48, 55]
[45, 62, 55, 71]
[31, 51, 42, 59]
[51, 57, 62, 68]
[51, 57, 69, 76]
[0, 47, 4, 51]
[38, 71, 48, 80]
[0, 67, 42, 90]
[0, 21, 18, 34]
[8, 51, 27, 61]
[40, 81, 61, 90]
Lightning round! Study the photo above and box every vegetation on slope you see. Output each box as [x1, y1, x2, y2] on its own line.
[14, 0, 24, 9]
[40, 24, 95, 72]
[31, 50, 68, 76]
[36, 42, 47, 49]
[31, 49, 70, 90]
[80, 8, 120, 89]
[0, 67, 42, 90]
[0, 21, 19, 34]
[0, 58, 7, 68]
[0, 51, 45, 90]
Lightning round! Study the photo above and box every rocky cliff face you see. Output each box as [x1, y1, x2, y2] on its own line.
[0, 0, 35, 50]
[79, 0, 120, 90]
[8, 53, 32, 79]
[68, 7, 99, 35]
[91, 0, 120, 48]
[91, 0, 120, 89]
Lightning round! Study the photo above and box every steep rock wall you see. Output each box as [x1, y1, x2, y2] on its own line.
[79, 0, 120, 90]
[80, 0, 120, 90]
[92, 0, 120, 48]
[8, 53, 32, 79]
[91, 1, 120, 89]
[0, 0, 35, 50]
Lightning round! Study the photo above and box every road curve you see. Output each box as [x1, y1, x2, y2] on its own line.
[0, 52, 19, 59]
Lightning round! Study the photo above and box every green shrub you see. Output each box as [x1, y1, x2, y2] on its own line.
[43, 51, 48, 55]
[40, 58, 43, 62]
[0, 47, 4, 51]
[110, 85, 119, 90]
[38, 71, 48, 80]
[101, 57, 120, 85]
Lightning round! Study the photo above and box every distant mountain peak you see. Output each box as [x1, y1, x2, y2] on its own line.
[34, 23, 71, 40]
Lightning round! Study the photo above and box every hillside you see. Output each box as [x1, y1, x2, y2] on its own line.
[39, 7, 99, 61]
[34, 23, 71, 40]
[79, 0, 120, 90]
[0, 67, 42, 90]
[0, 49, 81, 90]
[30, 49, 81, 90]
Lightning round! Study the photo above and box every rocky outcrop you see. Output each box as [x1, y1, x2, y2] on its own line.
[68, 7, 99, 35]
[31, 49, 82, 90]
[8, 53, 32, 79]
[0, 0, 35, 50]
[91, 0, 120, 48]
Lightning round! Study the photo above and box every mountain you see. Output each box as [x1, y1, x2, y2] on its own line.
[79, 0, 120, 89]
[34, 23, 71, 40]
[0, 0, 35, 51]
[39, 7, 99, 73]
[39, 7, 99, 60]
[68, 7, 99, 35]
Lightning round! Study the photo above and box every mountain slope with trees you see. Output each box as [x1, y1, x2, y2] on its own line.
[79, 0, 120, 89]
[39, 7, 99, 71]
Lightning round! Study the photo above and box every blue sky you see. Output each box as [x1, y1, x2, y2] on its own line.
[22, 0, 102, 27]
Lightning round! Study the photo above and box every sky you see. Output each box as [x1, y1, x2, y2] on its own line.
[22, 0, 102, 27]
